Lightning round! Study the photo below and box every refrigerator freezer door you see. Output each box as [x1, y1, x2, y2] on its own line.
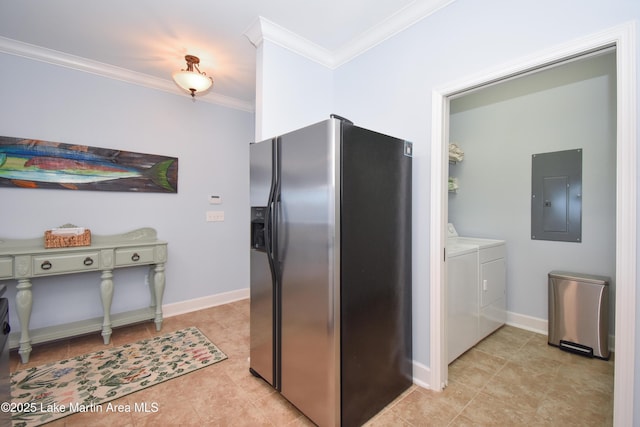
[279, 120, 341, 427]
[340, 123, 413, 427]
[249, 139, 277, 387]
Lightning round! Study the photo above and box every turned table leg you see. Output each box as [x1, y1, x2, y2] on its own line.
[100, 269, 114, 344]
[15, 278, 33, 364]
[151, 263, 165, 331]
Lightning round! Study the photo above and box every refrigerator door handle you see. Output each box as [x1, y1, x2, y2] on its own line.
[264, 203, 276, 275]
[264, 139, 279, 284]
[264, 137, 282, 390]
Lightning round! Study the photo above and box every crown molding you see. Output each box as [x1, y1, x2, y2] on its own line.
[244, 17, 334, 67]
[1, 0, 454, 112]
[243, 17, 264, 48]
[0, 36, 254, 112]
[333, 0, 456, 67]
[245, 0, 456, 69]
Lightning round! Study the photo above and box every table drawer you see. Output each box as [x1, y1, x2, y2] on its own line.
[32, 252, 100, 275]
[0, 258, 12, 279]
[115, 247, 156, 266]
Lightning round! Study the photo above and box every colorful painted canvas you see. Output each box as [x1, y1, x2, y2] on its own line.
[0, 136, 178, 193]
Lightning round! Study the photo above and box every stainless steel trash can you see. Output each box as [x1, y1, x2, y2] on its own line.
[548, 271, 610, 360]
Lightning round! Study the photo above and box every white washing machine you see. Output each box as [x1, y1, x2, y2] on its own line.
[448, 223, 507, 341]
[446, 240, 479, 364]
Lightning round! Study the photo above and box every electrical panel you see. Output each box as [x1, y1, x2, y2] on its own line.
[531, 149, 582, 242]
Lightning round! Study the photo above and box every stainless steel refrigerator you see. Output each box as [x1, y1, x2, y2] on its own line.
[249, 116, 412, 427]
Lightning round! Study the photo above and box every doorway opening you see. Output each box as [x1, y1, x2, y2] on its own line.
[429, 22, 636, 425]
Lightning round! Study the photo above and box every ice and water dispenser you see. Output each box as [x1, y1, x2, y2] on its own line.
[251, 207, 267, 252]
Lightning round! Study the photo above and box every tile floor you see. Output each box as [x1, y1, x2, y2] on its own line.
[10, 299, 614, 426]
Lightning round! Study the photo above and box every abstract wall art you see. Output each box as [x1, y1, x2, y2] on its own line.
[0, 136, 178, 193]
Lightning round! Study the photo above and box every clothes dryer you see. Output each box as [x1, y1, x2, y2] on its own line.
[446, 241, 479, 363]
[448, 224, 507, 339]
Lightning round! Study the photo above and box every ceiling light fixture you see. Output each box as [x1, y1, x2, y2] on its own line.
[172, 54, 213, 98]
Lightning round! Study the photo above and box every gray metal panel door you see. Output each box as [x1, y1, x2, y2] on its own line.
[249, 139, 275, 386]
[279, 120, 340, 427]
[531, 149, 582, 242]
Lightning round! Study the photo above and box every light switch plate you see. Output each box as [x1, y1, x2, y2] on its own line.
[206, 211, 224, 222]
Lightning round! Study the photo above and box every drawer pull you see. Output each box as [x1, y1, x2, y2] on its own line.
[83, 257, 94, 266]
[131, 253, 141, 262]
[40, 261, 52, 270]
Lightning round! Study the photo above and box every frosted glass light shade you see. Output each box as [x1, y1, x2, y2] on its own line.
[172, 71, 213, 95]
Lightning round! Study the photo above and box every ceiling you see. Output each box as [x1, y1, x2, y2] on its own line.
[0, 0, 454, 110]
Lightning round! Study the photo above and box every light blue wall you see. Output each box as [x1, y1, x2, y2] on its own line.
[256, 40, 333, 140]
[0, 53, 254, 330]
[448, 51, 617, 329]
[252, 0, 638, 409]
[328, 0, 639, 418]
[6, 0, 632, 417]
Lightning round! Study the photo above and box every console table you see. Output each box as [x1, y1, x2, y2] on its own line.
[0, 227, 167, 363]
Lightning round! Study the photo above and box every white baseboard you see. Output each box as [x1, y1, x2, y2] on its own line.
[162, 288, 249, 318]
[506, 310, 615, 352]
[412, 360, 431, 390]
[506, 310, 548, 335]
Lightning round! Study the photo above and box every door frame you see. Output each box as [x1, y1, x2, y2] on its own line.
[429, 21, 637, 425]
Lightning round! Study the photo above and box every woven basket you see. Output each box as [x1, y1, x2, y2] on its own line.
[44, 229, 91, 249]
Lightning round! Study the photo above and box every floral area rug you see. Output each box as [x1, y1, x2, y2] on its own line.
[10, 327, 227, 427]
